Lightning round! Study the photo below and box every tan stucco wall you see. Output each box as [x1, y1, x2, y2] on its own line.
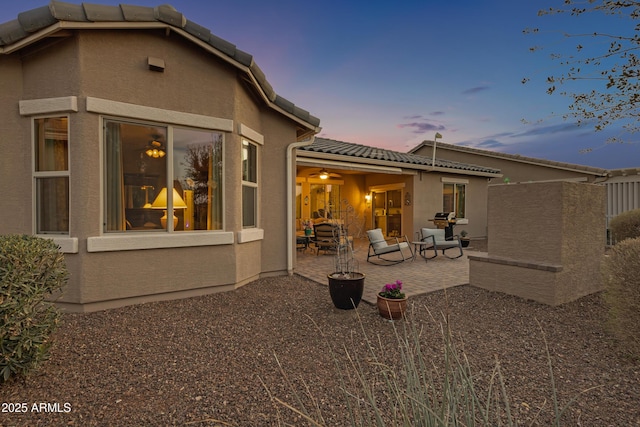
[355, 171, 490, 240]
[469, 181, 605, 305]
[1, 29, 304, 311]
[0, 55, 30, 233]
[411, 172, 489, 239]
[258, 108, 299, 275]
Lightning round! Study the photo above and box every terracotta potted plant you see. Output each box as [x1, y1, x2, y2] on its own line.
[376, 280, 407, 320]
[327, 201, 365, 310]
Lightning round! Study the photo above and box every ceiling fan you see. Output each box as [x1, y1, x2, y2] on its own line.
[308, 168, 342, 179]
[144, 134, 166, 158]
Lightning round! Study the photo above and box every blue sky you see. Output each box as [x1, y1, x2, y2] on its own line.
[3, 1, 639, 169]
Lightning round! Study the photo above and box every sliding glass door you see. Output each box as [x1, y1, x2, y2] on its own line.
[372, 189, 402, 237]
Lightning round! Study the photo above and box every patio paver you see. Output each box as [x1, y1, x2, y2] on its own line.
[295, 237, 471, 304]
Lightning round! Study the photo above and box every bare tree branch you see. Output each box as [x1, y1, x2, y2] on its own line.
[524, 1, 640, 139]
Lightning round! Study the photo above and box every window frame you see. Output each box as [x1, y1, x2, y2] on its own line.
[241, 138, 259, 229]
[101, 118, 226, 234]
[86, 97, 235, 252]
[32, 115, 70, 236]
[442, 178, 467, 219]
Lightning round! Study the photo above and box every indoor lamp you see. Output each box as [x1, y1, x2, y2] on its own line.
[151, 187, 187, 228]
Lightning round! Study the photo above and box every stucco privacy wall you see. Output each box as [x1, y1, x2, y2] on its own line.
[2, 22, 307, 311]
[468, 181, 606, 305]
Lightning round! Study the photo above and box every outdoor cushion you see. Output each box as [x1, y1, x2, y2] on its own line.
[366, 228, 412, 265]
[419, 228, 463, 259]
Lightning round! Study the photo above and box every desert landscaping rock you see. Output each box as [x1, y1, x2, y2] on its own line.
[1, 275, 638, 426]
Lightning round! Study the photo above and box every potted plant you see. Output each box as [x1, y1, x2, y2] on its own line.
[376, 280, 407, 320]
[302, 219, 313, 236]
[327, 200, 365, 310]
[459, 230, 470, 248]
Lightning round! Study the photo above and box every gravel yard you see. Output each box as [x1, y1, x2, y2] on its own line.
[1, 274, 638, 426]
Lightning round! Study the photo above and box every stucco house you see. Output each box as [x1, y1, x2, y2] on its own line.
[410, 140, 639, 242]
[295, 138, 501, 242]
[0, 1, 320, 311]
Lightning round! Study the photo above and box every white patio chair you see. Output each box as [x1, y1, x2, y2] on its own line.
[418, 228, 464, 259]
[366, 228, 413, 265]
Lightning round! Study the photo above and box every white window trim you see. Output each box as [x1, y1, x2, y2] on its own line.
[237, 228, 264, 243]
[442, 181, 467, 219]
[32, 115, 71, 237]
[241, 137, 261, 232]
[87, 97, 233, 131]
[95, 101, 231, 246]
[238, 123, 264, 145]
[441, 177, 469, 184]
[87, 231, 234, 252]
[21, 99, 76, 244]
[37, 236, 79, 254]
[20, 96, 78, 116]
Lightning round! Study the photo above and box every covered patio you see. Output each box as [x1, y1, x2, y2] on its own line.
[295, 237, 473, 304]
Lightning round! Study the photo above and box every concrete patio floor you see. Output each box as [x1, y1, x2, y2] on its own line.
[294, 237, 478, 305]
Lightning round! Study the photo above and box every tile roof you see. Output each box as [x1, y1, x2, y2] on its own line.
[299, 138, 501, 175]
[409, 140, 609, 176]
[607, 167, 640, 177]
[0, 1, 320, 130]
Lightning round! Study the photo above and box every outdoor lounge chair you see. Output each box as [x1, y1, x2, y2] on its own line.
[418, 228, 464, 259]
[366, 228, 413, 265]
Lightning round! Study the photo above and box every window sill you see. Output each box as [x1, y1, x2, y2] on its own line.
[38, 236, 79, 254]
[87, 231, 234, 253]
[237, 228, 264, 243]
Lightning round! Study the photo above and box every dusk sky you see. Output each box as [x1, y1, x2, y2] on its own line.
[3, 1, 639, 169]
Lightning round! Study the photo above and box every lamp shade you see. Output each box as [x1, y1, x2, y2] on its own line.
[151, 187, 187, 209]
[151, 187, 187, 229]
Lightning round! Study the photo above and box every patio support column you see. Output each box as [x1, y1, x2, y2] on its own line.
[286, 136, 315, 274]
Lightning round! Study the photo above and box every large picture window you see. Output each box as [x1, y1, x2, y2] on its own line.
[34, 117, 69, 234]
[443, 182, 466, 218]
[242, 139, 258, 228]
[104, 119, 223, 232]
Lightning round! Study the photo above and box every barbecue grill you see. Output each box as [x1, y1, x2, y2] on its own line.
[431, 212, 456, 239]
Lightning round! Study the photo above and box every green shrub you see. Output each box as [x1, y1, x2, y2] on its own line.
[0, 234, 68, 382]
[609, 208, 640, 243]
[602, 237, 640, 359]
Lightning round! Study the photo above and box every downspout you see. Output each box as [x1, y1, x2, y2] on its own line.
[286, 135, 315, 274]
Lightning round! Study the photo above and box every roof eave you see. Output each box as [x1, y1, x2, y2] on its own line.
[415, 140, 608, 177]
[169, 26, 321, 133]
[297, 151, 502, 178]
[0, 20, 321, 134]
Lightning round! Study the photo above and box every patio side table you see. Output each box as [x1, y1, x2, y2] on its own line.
[410, 241, 432, 262]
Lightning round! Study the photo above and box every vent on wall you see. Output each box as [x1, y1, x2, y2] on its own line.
[148, 57, 165, 72]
